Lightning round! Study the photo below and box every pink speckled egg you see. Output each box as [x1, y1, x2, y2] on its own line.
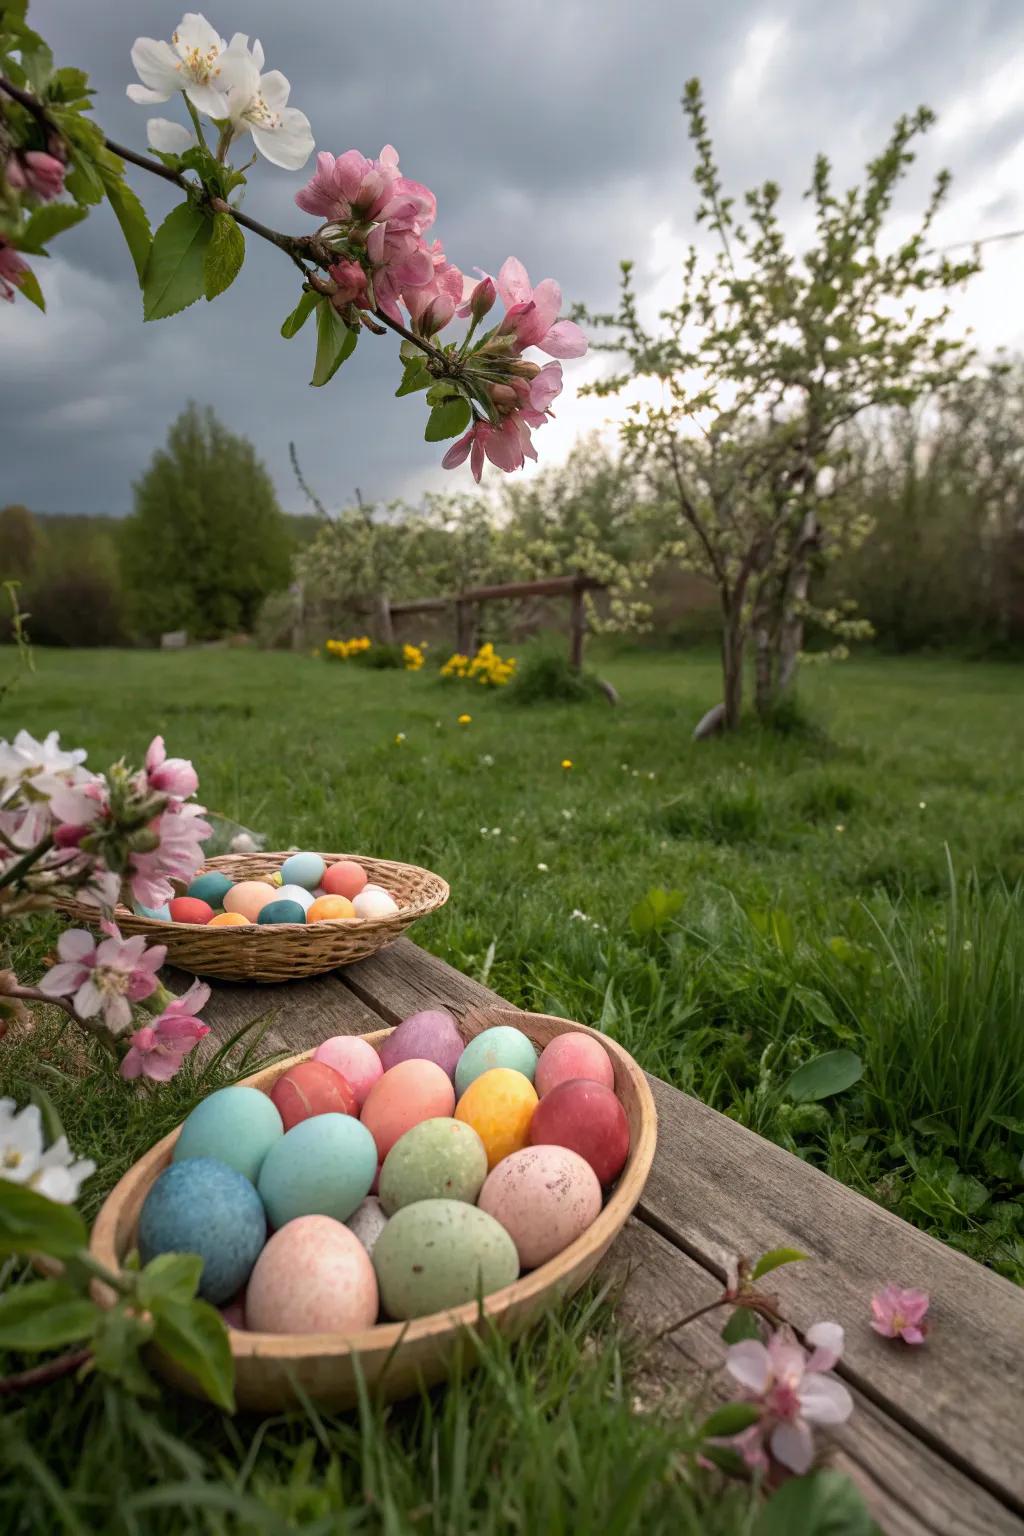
[535, 1033, 615, 1097]
[360, 1059, 455, 1161]
[478, 1145, 602, 1269]
[223, 881, 277, 922]
[219, 1294, 247, 1330]
[245, 1215, 379, 1334]
[377, 1008, 464, 1080]
[313, 1035, 384, 1109]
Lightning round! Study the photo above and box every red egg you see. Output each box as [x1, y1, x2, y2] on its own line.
[168, 896, 214, 925]
[528, 1078, 630, 1184]
[535, 1032, 615, 1097]
[360, 1059, 455, 1161]
[322, 860, 369, 900]
[270, 1060, 358, 1131]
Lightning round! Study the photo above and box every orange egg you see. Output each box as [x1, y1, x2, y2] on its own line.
[455, 1068, 538, 1169]
[307, 895, 357, 923]
[360, 1060, 455, 1161]
[223, 880, 277, 921]
[208, 911, 252, 927]
[322, 860, 368, 900]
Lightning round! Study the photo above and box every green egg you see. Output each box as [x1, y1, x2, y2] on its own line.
[373, 1199, 519, 1319]
[187, 871, 234, 909]
[455, 1026, 538, 1097]
[258, 898, 307, 924]
[379, 1118, 488, 1215]
[173, 1085, 283, 1184]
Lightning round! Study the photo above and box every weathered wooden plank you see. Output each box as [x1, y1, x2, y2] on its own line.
[602, 1220, 1022, 1536]
[338, 936, 502, 1022]
[172, 970, 386, 1057]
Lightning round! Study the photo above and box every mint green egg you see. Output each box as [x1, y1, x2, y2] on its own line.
[373, 1200, 519, 1319]
[173, 1086, 283, 1185]
[257, 1114, 377, 1227]
[280, 852, 326, 890]
[455, 1026, 537, 1097]
[187, 871, 234, 908]
[379, 1118, 488, 1215]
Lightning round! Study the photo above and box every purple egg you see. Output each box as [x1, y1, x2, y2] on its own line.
[378, 1008, 465, 1080]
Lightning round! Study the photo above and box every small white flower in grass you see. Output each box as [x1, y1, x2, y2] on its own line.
[127, 13, 231, 116]
[508, 835, 518, 843]
[631, 770, 639, 778]
[490, 827, 502, 837]
[561, 809, 574, 820]
[536, 862, 549, 872]
[216, 38, 314, 170]
[147, 118, 195, 155]
[479, 754, 495, 767]
[919, 801, 927, 810]
[570, 909, 588, 922]
[647, 772, 656, 780]
[0, 1099, 95, 1204]
[835, 823, 845, 833]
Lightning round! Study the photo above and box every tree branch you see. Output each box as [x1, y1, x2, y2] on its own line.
[664, 438, 729, 593]
[0, 1348, 92, 1397]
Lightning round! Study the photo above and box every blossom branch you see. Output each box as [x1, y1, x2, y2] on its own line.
[0, 1347, 92, 1397]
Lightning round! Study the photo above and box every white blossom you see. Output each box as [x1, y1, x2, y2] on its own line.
[127, 13, 232, 117]
[0, 1100, 95, 1204]
[216, 38, 313, 170]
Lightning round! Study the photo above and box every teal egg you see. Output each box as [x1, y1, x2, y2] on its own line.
[279, 852, 326, 890]
[133, 901, 171, 921]
[138, 1157, 266, 1305]
[258, 1113, 377, 1227]
[258, 898, 307, 924]
[455, 1026, 538, 1097]
[173, 1086, 283, 1184]
[187, 871, 234, 909]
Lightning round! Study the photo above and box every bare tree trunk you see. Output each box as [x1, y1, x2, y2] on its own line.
[777, 509, 818, 695]
[754, 622, 775, 716]
[375, 592, 394, 645]
[722, 604, 744, 730]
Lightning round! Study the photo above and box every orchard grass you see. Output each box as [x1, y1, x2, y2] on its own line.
[1, 643, 1022, 1531]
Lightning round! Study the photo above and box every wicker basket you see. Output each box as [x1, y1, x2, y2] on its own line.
[89, 1006, 658, 1411]
[59, 852, 449, 984]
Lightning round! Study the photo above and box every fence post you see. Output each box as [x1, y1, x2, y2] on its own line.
[568, 576, 586, 671]
[375, 592, 394, 645]
[455, 598, 477, 655]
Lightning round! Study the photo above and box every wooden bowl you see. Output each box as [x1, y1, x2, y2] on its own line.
[59, 852, 449, 983]
[90, 1007, 657, 1412]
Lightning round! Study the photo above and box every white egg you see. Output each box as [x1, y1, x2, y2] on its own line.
[353, 884, 399, 919]
[276, 884, 315, 913]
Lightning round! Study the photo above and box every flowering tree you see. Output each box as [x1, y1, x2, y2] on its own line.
[0, 7, 586, 480]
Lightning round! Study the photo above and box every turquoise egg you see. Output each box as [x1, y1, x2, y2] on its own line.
[138, 1157, 266, 1305]
[133, 901, 171, 921]
[257, 898, 307, 924]
[258, 1113, 377, 1228]
[173, 1086, 283, 1184]
[187, 871, 234, 909]
[455, 1026, 538, 1097]
[279, 852, 326, 890]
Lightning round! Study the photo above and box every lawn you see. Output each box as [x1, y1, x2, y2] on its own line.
[2, 643, 1023, 1531]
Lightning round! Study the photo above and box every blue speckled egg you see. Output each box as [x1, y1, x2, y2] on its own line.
[187, 871, 234, 909]
[137, 1157, 266, 1305]
[257, 898, 307, 924]
[173, 1086, 283, 1184]
[279, 852, 326, 890]
[258, 1113, 377, 1228]
[455, 1026, 538, 1097]
[133, 901, 171, 921]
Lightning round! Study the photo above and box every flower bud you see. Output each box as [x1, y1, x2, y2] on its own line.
[489, 382, 518, 410]
[329, 258, 368, 307]
[418, 294, 456, 336]
[128, 828, 161, 855]
[468, 276, 496, 323]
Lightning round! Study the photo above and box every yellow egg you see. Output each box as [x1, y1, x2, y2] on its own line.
[208, 911, 252, 927]
[454, 1068, 538, 1170]
[307, 895, 357, 922]
[223, 881, 276, 921]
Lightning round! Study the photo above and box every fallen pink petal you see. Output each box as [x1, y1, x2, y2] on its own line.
[871, 1285, 931, 1344]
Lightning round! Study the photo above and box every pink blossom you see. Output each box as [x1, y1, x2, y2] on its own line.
[38, 923, 165, 1035]
[724, 1323, 853, 1474]
[457, 273, 496, 323]
[871, 1285, 930, 1344]
[329, 258, 369, 307]
[0, 241, 28, 303]
[128, 802, 211, 910]
[143, 736, 198, 800]
[494, 257, 588, 358]
[295, 146, 435, 233]
[120, 980, 211, 1082]
[18, 151, 66, 202]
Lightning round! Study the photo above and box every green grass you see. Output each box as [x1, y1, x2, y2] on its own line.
[2, 644, 1023, 1531]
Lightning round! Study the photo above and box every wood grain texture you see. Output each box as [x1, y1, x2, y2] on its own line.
[181, 969, 384, 1056]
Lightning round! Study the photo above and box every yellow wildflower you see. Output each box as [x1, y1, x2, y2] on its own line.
[458, 714, 472, 725]
[561, 759, 573, 770]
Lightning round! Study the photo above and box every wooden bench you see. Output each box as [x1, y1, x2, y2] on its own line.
[192, 938, 1024, 1536]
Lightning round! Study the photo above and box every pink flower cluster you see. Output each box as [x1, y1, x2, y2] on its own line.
[723, 1322, 853, 1474]
[0, 240, 29, 303]
[127, 736, 210, 910]
[121, 979, 211, 1081]
[5, 150, 66, 202]
[39, 921, 166, 1035]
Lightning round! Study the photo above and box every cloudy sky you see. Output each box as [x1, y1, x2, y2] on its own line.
[3, 0, 1023, 516]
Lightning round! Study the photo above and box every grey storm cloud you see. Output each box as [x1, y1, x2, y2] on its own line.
[2, 0, 1022, 516]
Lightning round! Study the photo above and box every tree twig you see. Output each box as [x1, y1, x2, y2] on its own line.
[0, 1348, 92, 1396]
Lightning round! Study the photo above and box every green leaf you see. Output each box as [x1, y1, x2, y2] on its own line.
[754, 1470, 882, 1536]
[137, 1252, 204, 1309]
[629, 886, 684, 938]
[783, 1049, 863, 1104]
[752, 1246, 808, 1280]
[25, 1084, 65, 1146]
[991, 1115, 1024, 1136]
[0, 1278, 95, 1349]
[91, 1304, 156, 1396]
[699, 1444, 747, 1476]
[143, 201, 212, 322]
[49, 66, 91, 105]
[281, 289, 318, 339]
[18, 34, 53, 94]
[151, 1298, 235, 1412]
[310, 300, 358, 387]
[18, 202, 88, 254]
[425, 380, 463, 405]
[0, 1180, 87, 1258]
[99, 165, 152, 283]
[699, 1402, 761, 1438]
[721, 1307, 760, 1343]
[16, 263, 45, 312]
[396, 361, 432, 396]
[203, 211, 245, 301]
[424, 397, 471, 442]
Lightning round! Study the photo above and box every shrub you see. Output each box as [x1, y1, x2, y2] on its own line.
[501, 644, 601, 704]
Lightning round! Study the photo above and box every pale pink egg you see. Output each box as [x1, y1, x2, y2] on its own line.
[360, 1059, 455, 1161]
[478, 1145, 602, 1269]
[245, 1215, 378, 1334]
[223, 880, 277, 922]
[313, 1035, 384, 1109]
[535, 1032, 615, 1097]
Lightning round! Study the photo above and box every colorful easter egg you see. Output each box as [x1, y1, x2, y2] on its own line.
[373, 1199, 519, 1320]
[346, 1196, 389, 1257]
[257, 1113, 377, 1228]
[186, 871, 234, 909]
[379, 1117, 488, 1215]
[223, 881, 277, 921]
[246, 1215, 379, 1334]
[535, 1033, 615, 1097]
[220, 1295, 247, 1330]
[312, 1035, 383, 1108]
[478, 1145, 602, 1268]
[280, 852, 326, 890]
[529, 1079, 630, 1184]
[167, 896, 214, 925]
[276, 883, 316, 913]
[208, 910, 251, 927]
[454, 1068, 538, 1170]
[173, 1085, 283, 1183]
[133, 901, 171, 921]
[307, 895, 357, 923]
[454, 1026, 537, 1097]
[352, 884, 399, 919]
[138, 1157, 266, 1305]
[321, 860, 368, 900]
[378, 1009, 464, 1080]
[360, 1059, 455, 1161]
[269, 1059, 357, 1130]
[257, 898, 307, 924]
